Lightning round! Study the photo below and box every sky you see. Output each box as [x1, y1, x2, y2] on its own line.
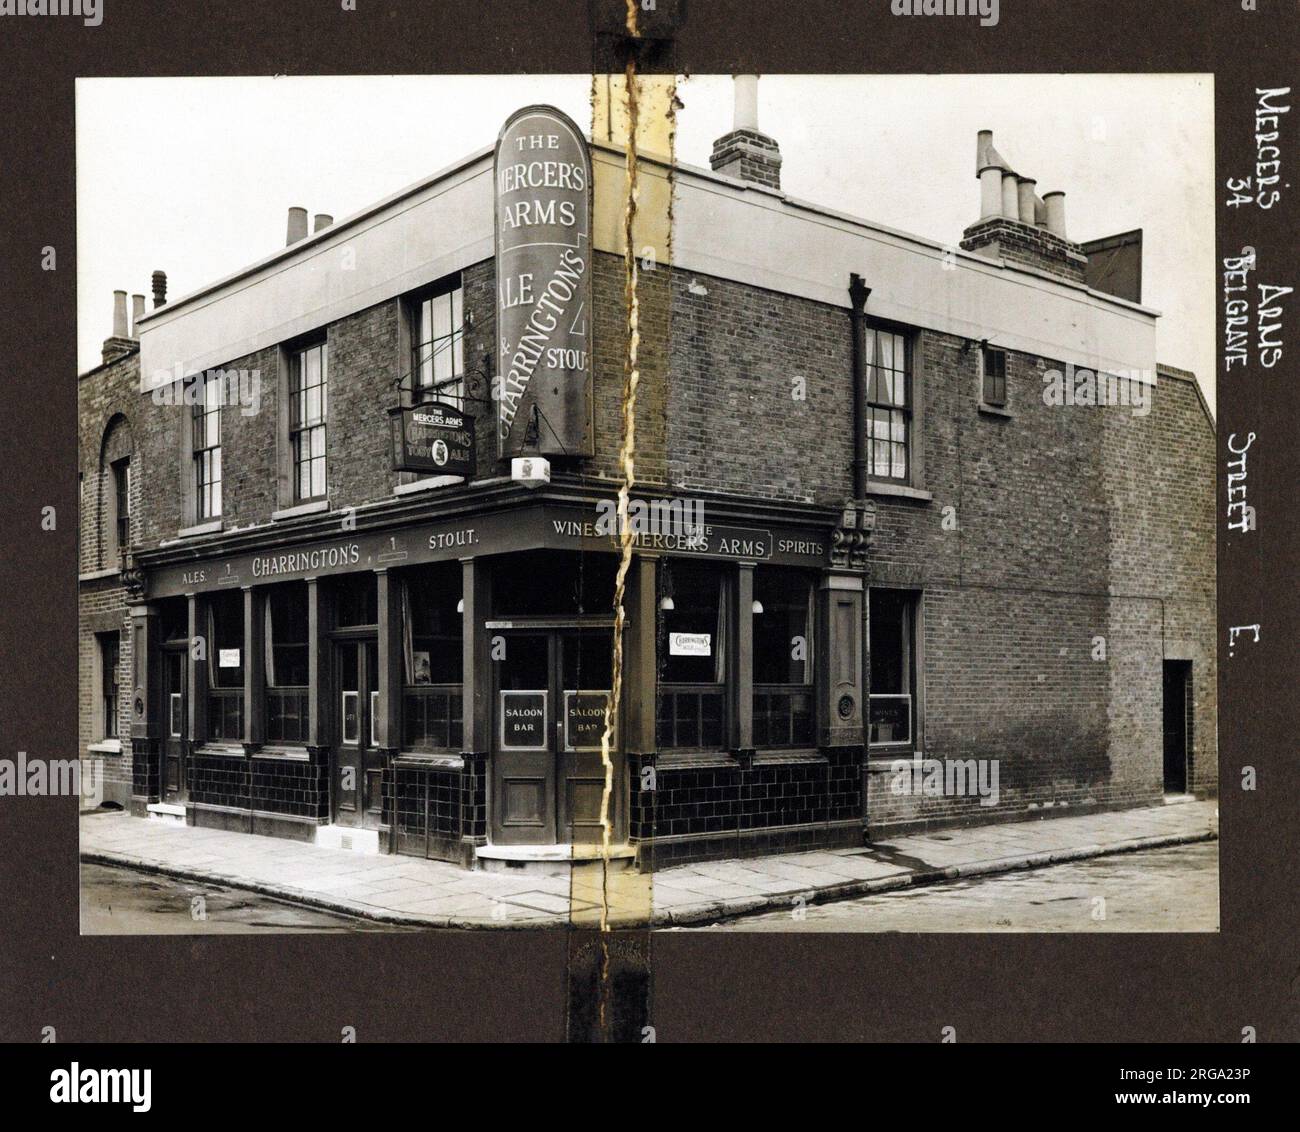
[77, 74, 1214, 411]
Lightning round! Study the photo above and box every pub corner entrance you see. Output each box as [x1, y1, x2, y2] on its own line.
[489, 625, 626, 852]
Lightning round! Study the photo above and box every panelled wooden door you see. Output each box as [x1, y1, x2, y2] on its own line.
[334, 638, 383, 829]
[490, 628, 624, 847]
[162, 648, 188, 804]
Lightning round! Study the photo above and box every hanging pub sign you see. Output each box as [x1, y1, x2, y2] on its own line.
[388, 400, 475, 477]
[494, 105, 594, 458]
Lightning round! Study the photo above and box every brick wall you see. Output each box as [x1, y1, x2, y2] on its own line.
[77, 349, 141, 808]
[662, 265, 1216, 831]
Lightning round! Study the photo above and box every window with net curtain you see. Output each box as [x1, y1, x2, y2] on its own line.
[264, 583, 309, 744]
[753, 567, 815, 748]
[866, 326, 911, 482]
[657, 560, 727, 750]
[400, 564, 463, 750]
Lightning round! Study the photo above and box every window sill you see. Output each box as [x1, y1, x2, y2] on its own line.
[252, 745, 311, 762]
[79, 567, 120, 582]
[867, 751, 920, 771]
[753, 749, 826, 766]
[177, 520, 224, 538]
[88, 740, 122, 754]
[977, 403, 1014, 419]
[272, 500, 329, 521]
[393, 475, 466, 497]
[194, 743, 246, 758]
[395, 752, 466, 770]
[866, 481, 933, 503]
[656, 750, 735, 770]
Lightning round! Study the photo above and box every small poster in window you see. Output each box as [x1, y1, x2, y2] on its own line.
[412, 652, 432, 685]
[218, 648, 241, 668]
[669, 632, 711, 657]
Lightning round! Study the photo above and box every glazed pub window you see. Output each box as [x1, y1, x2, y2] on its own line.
[412, 284, 464, 410]
[206, 591, 245, 743]
[193, 376, 222, 520]
[869, 589, 916, 748]
[110, 457, 131, 557]
[981, 346, 1007, 408]
[401, 564, 463, 751]
[752, 568, 815, 748]
[656, 560, 726, 751]
[264, 584, 309, 744]
[866, 326, 911, 482]
[290, 341, 328, 502]
[98, 633, 120, 740]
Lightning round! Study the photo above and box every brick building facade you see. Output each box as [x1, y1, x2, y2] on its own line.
[78, 86, 1215, 872]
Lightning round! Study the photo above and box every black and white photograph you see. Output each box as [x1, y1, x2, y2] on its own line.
[74, 71, 1218, 935]
[0, 0, 1294, 1075]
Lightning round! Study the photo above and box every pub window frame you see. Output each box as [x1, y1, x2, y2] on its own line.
[752, 567, 817, 750]
[865, 323, 914, 484]
[868, 588, 921, 750]
[656, 560, 729, 754]
[289, 338, 328, 504]
[205, 591, 245, 744]
[264, 583, 310, 746]
[110, 456, 131, 559]
[408, 279, 465, 411]
[399, 566, 464, 753]
[97, 632, 121, 741]
[192, 376, 223, 521]
[981, 345, 1008, 409]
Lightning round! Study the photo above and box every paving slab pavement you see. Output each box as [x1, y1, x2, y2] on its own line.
[80, 799, 1217, 929]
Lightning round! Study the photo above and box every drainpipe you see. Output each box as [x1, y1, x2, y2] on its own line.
[848, 274, 873, 500]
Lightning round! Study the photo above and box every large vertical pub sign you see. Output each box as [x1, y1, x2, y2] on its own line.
[494, 105, 594, 457]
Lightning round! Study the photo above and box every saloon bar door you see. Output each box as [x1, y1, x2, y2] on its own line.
[334, 639, 384, 829]
[491, 628, 622, 847]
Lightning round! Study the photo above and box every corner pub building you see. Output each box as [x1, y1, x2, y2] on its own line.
[78, 79, 1216, 873]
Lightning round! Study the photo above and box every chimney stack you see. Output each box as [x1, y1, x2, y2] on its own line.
[101, 290, 137, 365]
[313, 213, 334, 234]
[131, 294, 146, 336]
[962, 130, 1087, 283]
[286, 206, 309, 245]
[709, 74, 783, 190]
[152, 269, 168, 308]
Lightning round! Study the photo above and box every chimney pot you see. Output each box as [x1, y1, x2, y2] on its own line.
[313, 213, 334, 234]
[131, 294, 146, 337]
[286, 206, 309, 245]
[1016, 177, 1037, 225]
[733, 74, 759, 132]
[1000, 172, 1019, 220]
[112, 290, 128, 339]
[151, 270, 168, 308]
[1043, 191, 1067, 238]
